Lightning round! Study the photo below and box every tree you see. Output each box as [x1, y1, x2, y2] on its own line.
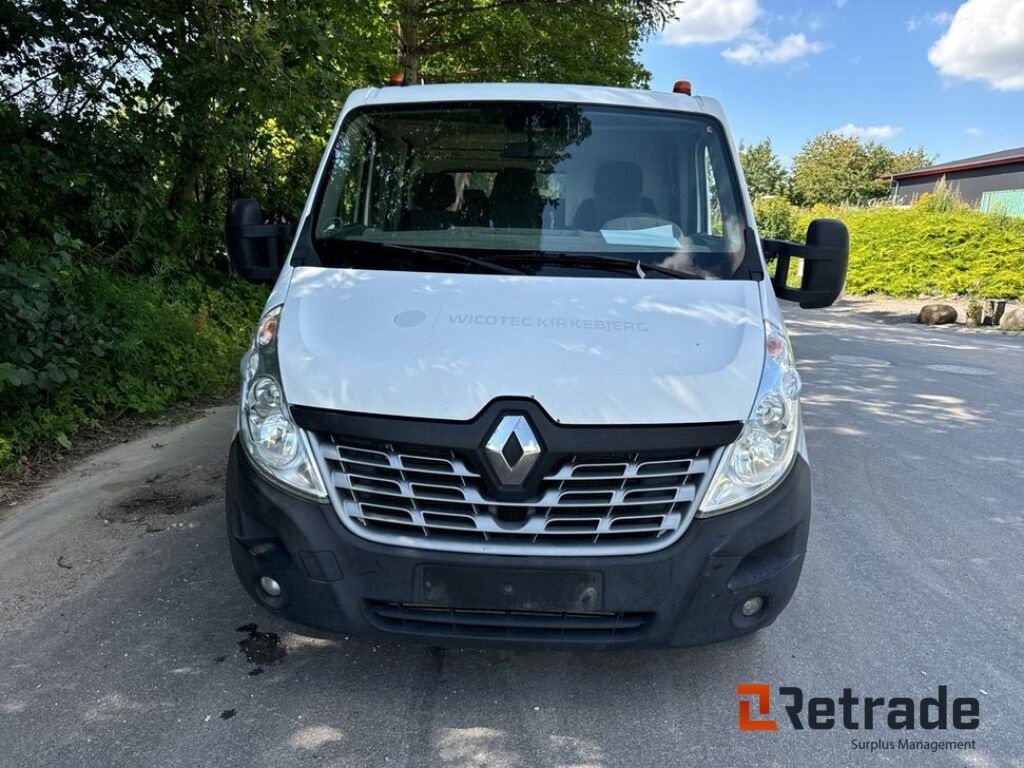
[386, 0, 675, 86]
[790, 133, 933, 206]
[738, 138, 788, 200]
[889, 146, 932, 176]
[2, 0, 676, 271]
[2, 0, 391, 267]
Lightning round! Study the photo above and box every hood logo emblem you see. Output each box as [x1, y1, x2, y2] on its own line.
[484, 415, 542, 485]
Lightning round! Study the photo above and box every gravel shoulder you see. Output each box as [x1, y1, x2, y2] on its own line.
[0, 406, 236, 634]
[827, 294, 1024, 333]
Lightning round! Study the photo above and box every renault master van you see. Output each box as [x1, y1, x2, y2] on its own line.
[224, 82, 848, 647]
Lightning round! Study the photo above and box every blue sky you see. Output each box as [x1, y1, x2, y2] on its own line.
[640, 0, 1024, 166]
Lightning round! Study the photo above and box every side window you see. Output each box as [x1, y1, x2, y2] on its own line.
[702, 145, 724, 237]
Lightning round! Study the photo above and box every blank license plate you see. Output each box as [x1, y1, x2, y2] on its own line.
[416, 566, 603, 612]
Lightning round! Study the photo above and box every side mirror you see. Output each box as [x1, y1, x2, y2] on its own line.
[762, 218, 849, 309]
[225, 199, 294, 283]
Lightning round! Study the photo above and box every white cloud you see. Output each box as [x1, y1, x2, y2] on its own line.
[662, 0, 760, 45]
[722, 33, 825, 65]
[906, 11, 954, 31]
[964, 127, 985, 138]
[929, 0, 1024, 90]
[832, 123, 904, 140]
[835, 0, 848, 7]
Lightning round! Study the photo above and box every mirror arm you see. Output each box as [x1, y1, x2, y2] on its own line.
[231, 223, 295, 240]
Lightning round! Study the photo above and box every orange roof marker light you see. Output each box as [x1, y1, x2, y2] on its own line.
[673, 80, 692, 96]
[387, 72, 406, 86]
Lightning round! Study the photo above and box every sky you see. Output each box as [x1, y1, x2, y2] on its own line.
[640, 0, 1024, 166]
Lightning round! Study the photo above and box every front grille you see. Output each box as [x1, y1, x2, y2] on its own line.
[313, 433, 716, 555]
[366, 601, 652, 641]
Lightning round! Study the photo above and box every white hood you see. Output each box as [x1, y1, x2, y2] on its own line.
[278, 267, 765, 425]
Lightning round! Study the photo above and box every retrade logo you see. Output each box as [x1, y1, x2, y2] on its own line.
[735, 684, 980, 733]
[737, 684, 778, 731]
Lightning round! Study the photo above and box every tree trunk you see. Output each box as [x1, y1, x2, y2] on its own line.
[167, 166, 198, 253]
[397, 0, 421, 83]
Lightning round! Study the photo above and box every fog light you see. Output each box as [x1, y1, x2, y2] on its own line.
[741, 596, 765, 617]
[260, 576, 282, 597]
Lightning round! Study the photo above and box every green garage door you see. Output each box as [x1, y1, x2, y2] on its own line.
[980, 189, 1024, 216]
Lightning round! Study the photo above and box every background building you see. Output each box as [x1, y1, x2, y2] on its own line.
[890, 147, 1024, 214]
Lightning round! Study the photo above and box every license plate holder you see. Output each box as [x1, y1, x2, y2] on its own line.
[416, 566, 603, 612]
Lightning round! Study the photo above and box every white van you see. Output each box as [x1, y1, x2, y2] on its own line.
[224, 82, 848, 647]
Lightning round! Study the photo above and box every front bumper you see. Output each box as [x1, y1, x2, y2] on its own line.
[226, 438, 811, 648]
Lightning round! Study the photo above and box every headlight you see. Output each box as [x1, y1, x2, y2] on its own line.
[238, 305, 327, 499]
[698, 321, 801, 515]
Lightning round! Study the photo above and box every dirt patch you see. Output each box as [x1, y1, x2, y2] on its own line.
[237, 624, 287, 666]
[99, 482, 215, 531]
[0, 390, 234, 509]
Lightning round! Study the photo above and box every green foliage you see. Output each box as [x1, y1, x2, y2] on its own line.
[0, 242, 265, 473]
[790, 133, 932, 207]
[739, 139, 788, 200]
[2, 0, 672, 275]
[753, 196, 800, 240]
[965, 297, 983, 324]
[797, 206, 1024, 298]
[389, 1, 674, 85]
[913, 176, 968, 213]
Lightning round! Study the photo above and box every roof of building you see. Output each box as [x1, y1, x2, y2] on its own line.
[891, 146, 1024, 180]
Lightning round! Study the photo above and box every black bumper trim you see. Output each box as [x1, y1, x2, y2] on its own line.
[291, 399, 742, 455]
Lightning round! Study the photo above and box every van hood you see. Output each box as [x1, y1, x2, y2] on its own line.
[278, 267, 765, 425]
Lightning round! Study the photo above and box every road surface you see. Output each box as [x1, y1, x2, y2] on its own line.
[1, 308, 1022, 767]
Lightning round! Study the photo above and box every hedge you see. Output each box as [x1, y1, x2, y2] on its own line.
[797, 206, 1024, 299]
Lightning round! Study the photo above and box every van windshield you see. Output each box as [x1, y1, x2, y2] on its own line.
[311, 102, 749, 279]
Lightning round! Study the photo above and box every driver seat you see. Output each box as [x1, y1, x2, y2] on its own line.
[403, 173, 456, 230]
[572, 161, 656, 231]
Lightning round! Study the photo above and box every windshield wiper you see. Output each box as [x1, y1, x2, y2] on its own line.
[487, 252, 702, 280]
[375, 243, 526, 275]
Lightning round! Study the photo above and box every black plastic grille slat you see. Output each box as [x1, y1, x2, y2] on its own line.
[366, 601, 652, 640]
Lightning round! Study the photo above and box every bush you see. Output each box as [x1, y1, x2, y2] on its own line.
[753, 196, 800, 241]
[0, 240, 265, 474]
[913, 177, 968, 213]
[796, 205, 1024, 298]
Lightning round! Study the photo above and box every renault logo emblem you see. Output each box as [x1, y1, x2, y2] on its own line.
[484, 415, 542, 485]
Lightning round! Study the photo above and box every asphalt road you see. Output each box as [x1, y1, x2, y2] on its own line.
[1, 307, 1022, 768]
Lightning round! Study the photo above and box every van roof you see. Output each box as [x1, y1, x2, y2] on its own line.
[346, 82, 726, 121]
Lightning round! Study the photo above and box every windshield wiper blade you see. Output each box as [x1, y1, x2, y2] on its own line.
[632, 259, 702, 280]
[376, 244, 525, 275]
[489, 252, 702, 280]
